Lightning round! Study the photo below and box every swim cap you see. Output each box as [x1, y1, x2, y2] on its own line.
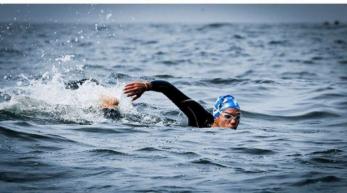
[213, 95, 240, 119]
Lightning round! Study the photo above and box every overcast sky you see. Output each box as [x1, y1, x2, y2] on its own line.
[0, 4, 347, 23]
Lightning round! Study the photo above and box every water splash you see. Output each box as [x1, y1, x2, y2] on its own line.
[0, 66, 134, 124]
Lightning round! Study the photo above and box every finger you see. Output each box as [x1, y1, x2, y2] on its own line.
[124, 85, 137, 90]
[124, 92, 138, 95]
[125, 86, 144, 92]
[125, 82, 137, 87]
[132, 95, 140, 101]
[124, 85, 143, 91]
[125, 90, 142, 96]
[124, 86, 139, 91]
[124, 83, 141, 89]
[126, 93, 138, 98]
[127, 94, 136, 97]
[124, 88, 140, 94]
[125, 81, 143, 87]
[123, 89, 133, 94]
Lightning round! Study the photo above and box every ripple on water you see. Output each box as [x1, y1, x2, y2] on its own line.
[72, 127, 127, 134]
[86, 149, 128, 156]
[135, 147, 163, 152]
[231, 147, 277, 155]
[0, 125, 77, 144]
[309, 149, 343, 155]
[295, 154, 346, 167]
[191, 158, 228, 168]
[0, 170, 68, 183]
[0, 48, 23, 57]
[169, 151, 200, 159]
[202, 78, 277, 85]
[292, 175, 341, 186]
[243, 110, 340, 122]
[197, 22, 232, 31]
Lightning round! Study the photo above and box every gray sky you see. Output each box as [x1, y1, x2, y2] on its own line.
[0, 4, 347, 23]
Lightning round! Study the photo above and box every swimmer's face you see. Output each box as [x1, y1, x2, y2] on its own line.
[217, 108, 240, 129]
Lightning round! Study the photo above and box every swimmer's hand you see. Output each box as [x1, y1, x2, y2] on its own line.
[123, 81, 152, 101]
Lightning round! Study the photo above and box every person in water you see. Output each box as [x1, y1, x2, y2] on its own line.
[67, 79, 241, 129]
[122, 80, 241, 129]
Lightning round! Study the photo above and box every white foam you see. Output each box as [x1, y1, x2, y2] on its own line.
[0, 66, 134, 124]
[55, 55, 74, 63]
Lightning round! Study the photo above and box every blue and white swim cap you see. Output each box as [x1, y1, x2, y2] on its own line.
[213, 95, 240, 119]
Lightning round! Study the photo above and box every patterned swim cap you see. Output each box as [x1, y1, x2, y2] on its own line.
[213, 95, 240, 119]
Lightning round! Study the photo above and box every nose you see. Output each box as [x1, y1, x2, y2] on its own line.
[229, 118, 236, 124]
[226, 119, 237, 129]
[224, 119, 235, 126]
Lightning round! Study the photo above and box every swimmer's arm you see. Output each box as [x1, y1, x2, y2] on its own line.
[124, 80, 190, 105]
[124, 80, 212, 127]
[148, 80, 191, 105]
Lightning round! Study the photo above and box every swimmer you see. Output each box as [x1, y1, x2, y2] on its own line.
[123, 80, 241, 129]
[66, 79, 241, 128]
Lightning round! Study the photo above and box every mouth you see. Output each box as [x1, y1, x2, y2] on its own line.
[228, 124, 237, 129]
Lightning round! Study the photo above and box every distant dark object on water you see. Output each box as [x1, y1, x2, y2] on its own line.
[323, 21, 329, 26]
[323, 20, 341, 26]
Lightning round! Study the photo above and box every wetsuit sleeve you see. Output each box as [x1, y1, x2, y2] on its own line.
[149, 80, 214, 127]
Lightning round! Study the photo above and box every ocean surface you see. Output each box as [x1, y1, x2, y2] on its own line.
[0, 22, 347, 193]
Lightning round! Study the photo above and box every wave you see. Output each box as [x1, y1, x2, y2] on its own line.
[0, 48, 23, 57]
[242, 110, 340, 121]
[160, 59, 192, 66]
[169, 151, 200, 158]
[309, 92, 346, 101]
[77, 42, 93, 47]
[191, 158, 227, 168]
[234, 167, 267, 174]
[153, 74, 176, 79]
[0, 170, 68, 183]
[281, 71, 317, 79]
[334, 39, 346, 45]
[135, 147, 163, 152]
[143, 40, 158, 45]
[268, 40, 289, 45]
[233, 34, 244, 39]
[73, 126, 149, 134]
[309, 157, 342, 164]
[72, 127, 124, 134]
[201, 78, 277, 85]
[292, 175, 341, 186]
[231, 147, 276, 155]
[0, 124, 77, 144]
[296, 155, 346, 166]
[86, 148, 128, 156]
[309, 149, 343, 155]
[197, 23, 232, 31]
[311, 56, 324, 61]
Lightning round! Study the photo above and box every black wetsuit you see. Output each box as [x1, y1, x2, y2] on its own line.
[150, 80, 214, 128]
[66, 79, 214, 127]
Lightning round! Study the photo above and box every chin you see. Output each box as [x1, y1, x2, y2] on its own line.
[230, 125, 238, 129]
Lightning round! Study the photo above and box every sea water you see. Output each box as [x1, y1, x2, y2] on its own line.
[0, 22, 347, 192]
